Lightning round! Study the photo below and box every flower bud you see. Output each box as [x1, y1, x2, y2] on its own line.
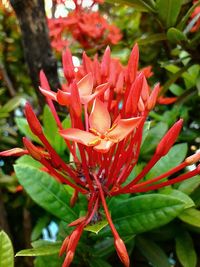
[23, 137, 42, 161]
[185, 152, 200, 165]
[156, 119, 183, 157]
[114, 238, 130, 267]
[24, 102, 43, 136]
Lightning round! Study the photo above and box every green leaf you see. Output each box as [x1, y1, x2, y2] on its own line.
[165, 190, 194, 209]
[85, 219, 108, 234]
[14, 164, 77, 221]
[16, 242, 61, 256]
[178, 175, 200, 195]
[1, 96, 22, 113]
[146, 143, 188, 179]
[31, 216, 50, 241]
[106, 0, 156, 12]
[136, 33, 166, 46]
[34, 254, 63, 267]
[89, 259, 112, 267]
[16, 155, 42, 168]
[179, 208, 200, 227]
[0, 231, 14, 267]
[136, 236, 170, 267]
[175, 231, 197, 267]
[15, 117, 41, 144]
[167, 28, 187, 43]
[105, 194, 185, 236]
[140, 122, 168, 156]
[156, 0, 184, 28]
[43, 105, 58, 145]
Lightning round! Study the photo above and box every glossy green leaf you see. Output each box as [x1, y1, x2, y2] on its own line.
[175, 231, 197, 267]
[15, 117, 41, 144]
[136, 33, 166, 45]
[16, 155, 42, 168]
[106, 0, 156, 12]
[179, 208, 200, 227]
[165, 190, 194, 209]
[178, 175, 200, 195]
[140, 122, 168, 156]
[16, 241, 61, 256]
[105, 194, 185, 236]
[14, 164, 77, 221]
[156, 0, 184, 28]
[85, 219, 108, 234]
[146, 143, 188, 179]
[0, 231, 14, 267]
[136, 236, 170, 267]
[167, 28, 187, 43]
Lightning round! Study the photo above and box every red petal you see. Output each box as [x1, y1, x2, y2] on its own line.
[101, 46, 111, 77]
[39, 70, 51, 91]
[89, 98, 111, 134]
[0, 148, 28, 157]
[77, 73, 93, 96]
[107, 117, 142, 142]
[39, 87, 57, 101]
[127, 44, 139, 84]
[80, 83, 109, 104]
[94, 140, 113, 153]
[146, 83, 160, 110]
[59, 128, 97, 146]
[62, 48, 75, 81]
[57, 90, 71, 106]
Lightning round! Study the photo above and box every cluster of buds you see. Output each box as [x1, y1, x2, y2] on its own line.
[190, 0, 200, 32]
[48, 0, 122, 51]
[1, 44, 200, 267]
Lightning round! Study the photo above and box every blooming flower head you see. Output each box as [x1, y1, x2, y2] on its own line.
[1, 45, 200, 267]
[48, 0, 122, 51]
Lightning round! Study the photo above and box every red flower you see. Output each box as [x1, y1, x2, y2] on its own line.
[1, 45, 200, 267]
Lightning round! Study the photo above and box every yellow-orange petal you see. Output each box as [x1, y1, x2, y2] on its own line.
[59, 128, 97, 146]
[107, 117, 142, 142]
[89, 98, 111, 134]
[77, 73, 93, 97]
[94, 140, 114, 153]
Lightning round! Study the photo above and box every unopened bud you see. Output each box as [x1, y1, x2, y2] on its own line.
[23, 138, 42, 161]
[24, 102, 43, 136]
[62, 48, 75, 82]
[156, 119, 183, 157]
[0, 148, 28, 157]
[62, 250, 74, 267]
[147, 83, 160, 110]
[59, 236, 69, 257]
[185, 153, 200, 165]
[114, 238, 130, 267]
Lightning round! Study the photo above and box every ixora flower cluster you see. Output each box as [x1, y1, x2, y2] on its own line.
[1, 45, 200, 267]
[48, 0, 122, 51]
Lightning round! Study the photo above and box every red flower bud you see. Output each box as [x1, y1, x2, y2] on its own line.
[114, 238, 130, 267]
[156, 119, 183, 157]
[62, 48, 75, 82]
[24, 102, 43, 136]
[185, 152, 200, 165]
[23, 138, 42, 161]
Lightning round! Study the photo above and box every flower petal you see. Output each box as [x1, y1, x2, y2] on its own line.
[0, 148, 28, 157]
[89, 98, 111, 134]
[80, 83, 109, 104]
[39, 86, 57, 101]
[107, 117, 142, 142]
[94, 140, 113, 153]
[59, 128, 97, 146]
[77, 73, 93, 96]
[57, 90, 71, 106]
